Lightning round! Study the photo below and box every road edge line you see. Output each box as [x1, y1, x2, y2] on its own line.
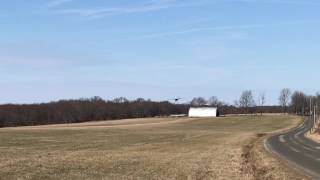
[264, 117, 318, 180]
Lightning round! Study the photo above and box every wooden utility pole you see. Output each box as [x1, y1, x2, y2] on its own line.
[314, 105, 316, 132]
[310, 98, 313, 134]
[310, 98, 312, 116]
[314, 105, 318, 132]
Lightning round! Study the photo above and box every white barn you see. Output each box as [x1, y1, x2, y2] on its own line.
[188, 107, 218, 117]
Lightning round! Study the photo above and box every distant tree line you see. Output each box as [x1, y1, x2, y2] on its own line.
[190, 95, 283, 115]
[191, 89, 320, 116]
[0, 97, 188, 128]
[233, 88, 320, 116]
[1, 88, 319, 128]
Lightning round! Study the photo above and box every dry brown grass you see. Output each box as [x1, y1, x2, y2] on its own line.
[0, 115, 305, 180]
[306, 131, 320, 143]
[305, 120, 320, 143]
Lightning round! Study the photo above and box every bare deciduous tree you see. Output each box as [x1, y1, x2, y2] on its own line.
[239, 90, 255, 113]
[233, 100, 239, 107]
[190, 97, 207, 107]
[258, 92, 266, 116]
[113, 97, 129, 103]
[208, 96, 219, 106]
[279, 88, 291, 113]
[260, 93, 266, 106]
[208, 96, 224, 107]
[240, 90, 255, 107]
[291, 91, 308, 115]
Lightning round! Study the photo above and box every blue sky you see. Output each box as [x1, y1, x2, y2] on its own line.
[1, 0, 320, 104]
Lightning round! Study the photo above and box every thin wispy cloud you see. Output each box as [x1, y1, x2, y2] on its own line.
[144, 0, 177, 5]
[231, 0, 320, 5]
[48, 0, 320, 19]
[56, 6, 171, 17]
[48, 0, 74, 8]
[53, 0, 207, 18]
[140, 20, 320, 38]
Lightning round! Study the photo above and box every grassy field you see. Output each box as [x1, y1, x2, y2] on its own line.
[0, 115, 306, 180]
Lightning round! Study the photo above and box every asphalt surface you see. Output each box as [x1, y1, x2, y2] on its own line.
[266, 117, 320, 179]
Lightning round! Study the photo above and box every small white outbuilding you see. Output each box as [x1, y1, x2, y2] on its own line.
[188, 107, 218, 117]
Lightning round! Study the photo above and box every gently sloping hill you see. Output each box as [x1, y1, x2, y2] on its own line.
[0, 115, 306, 180]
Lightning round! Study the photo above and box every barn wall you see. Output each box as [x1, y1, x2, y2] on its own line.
[188, 108, 217, 117]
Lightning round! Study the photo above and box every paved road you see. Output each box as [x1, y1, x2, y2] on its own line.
[266, 117, 320, 179]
